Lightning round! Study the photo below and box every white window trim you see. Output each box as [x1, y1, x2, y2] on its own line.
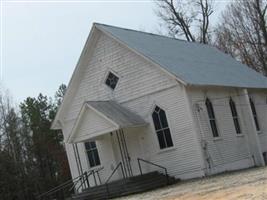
[84, 141, 101, 169]
[229, 98, 242, 135]
[205, 98, 221, 139]
[150, 103, 175, 151]
[249, 96, 261, 132]
[102, 69, 120, 91]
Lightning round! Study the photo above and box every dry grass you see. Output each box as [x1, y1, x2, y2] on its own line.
[115, 167, 267, 200]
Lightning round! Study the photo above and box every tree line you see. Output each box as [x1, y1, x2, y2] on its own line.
[156, 0, 267, 76]
[0, 84, 70, 200]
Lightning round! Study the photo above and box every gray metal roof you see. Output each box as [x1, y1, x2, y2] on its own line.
[96, 23, 267, 89]
[86, 101, 147, 128]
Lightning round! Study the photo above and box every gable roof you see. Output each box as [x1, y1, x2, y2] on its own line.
[51, 23, 267, 130]
[96, 23, 267, 89]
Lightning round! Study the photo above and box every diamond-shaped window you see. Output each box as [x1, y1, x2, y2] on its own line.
[105, 72, 119, 90]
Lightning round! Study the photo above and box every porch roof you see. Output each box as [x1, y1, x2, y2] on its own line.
[67, 101, 147, 143]
[86, 101, 147, 128]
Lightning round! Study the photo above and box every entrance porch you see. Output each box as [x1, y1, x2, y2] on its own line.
[67, 101, 150, 185]
[37, 101, 176, 200]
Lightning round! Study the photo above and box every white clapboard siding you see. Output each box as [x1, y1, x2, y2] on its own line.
[63, 32, 177, 124]
[61, 31, 183, 180]
[187, 87, 254, 174]
[71, 107, 116, 143]
[248, 90, 267, 152]
[121, 85, 205, 179]
[70, 85, 205, 180]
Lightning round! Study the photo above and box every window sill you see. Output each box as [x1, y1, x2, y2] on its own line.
[157, 146, 177, 154]
[213, 137, 223, 141]
[88, 165, 102, 171]
[236, 134, 245, 137]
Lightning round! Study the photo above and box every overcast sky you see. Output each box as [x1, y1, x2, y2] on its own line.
[1, 0, 228, 103]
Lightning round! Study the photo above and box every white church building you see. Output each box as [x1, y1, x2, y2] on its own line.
[52, 23, 267, 187]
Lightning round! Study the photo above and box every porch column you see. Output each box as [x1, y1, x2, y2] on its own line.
[116, 129, 133, 177]
[73, 143, 83, 176]
[72, 143, 87, 190]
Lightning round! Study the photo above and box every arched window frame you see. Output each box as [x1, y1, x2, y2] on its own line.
[205, 98, 219, 137]
[229, 98, 242, 134]
[249, 97, 260, 131]
[152, 105, 174, 149]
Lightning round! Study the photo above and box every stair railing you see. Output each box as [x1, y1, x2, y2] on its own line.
[37, 174, 84, 200]
[36, 167, 104, 200]
[137, 158, 169, 184]
[105, 162, 125, 198]
[72, 170, 92, 192]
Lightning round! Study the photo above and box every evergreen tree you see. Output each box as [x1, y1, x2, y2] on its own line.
[0, 84, 70, 199]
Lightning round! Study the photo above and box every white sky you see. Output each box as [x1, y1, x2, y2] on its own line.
[1, 0, 228, 103]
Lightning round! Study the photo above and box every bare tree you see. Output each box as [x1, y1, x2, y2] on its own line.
[155, 0, 213, 43]
[215, 0, 267, 76]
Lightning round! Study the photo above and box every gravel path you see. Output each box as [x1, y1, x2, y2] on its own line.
[115, 167, 267, 200]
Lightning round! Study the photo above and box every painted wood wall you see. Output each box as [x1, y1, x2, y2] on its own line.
[248, 90, 267, 153]
[62, 30, 204, 181]
[61, 29, 267, 183]
[187, 87, 267, 174]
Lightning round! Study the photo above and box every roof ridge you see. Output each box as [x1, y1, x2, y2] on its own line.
[93, 22, 220, 50]
[93, 22, 193, 43]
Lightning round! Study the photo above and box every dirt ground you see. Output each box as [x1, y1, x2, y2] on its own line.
[115, 167, 267, 200]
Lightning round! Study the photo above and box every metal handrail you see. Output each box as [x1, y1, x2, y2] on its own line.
[68, 176, 83, 192]
[96, 169, 102, 184]
[105, 162, 125, 184]
[137, 158, 169, 184]
[37, 171, 85, 199]
[73, 167, 104, 192]
[37, 167, 104, 200]
[105, 162, 125, 198]
[37, 178, 79, 199]
[74, 171, 91, 192]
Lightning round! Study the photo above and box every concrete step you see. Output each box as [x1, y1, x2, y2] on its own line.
[81, 171, 164, 193]
[71, 171, 176, 200]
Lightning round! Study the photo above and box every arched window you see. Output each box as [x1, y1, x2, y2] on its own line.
[205, 98, 219, 137]
[152, 106, 173, 149]
[249, 98, 260, 131]
[229, 98, 241, 134]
